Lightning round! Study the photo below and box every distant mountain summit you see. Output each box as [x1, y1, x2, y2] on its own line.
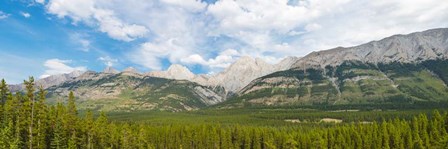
[274, 56, 301, 71]
[206, 56, 275, 92]
[9, 70, 84, 92]
[292, 28, 448, 69]
[147, 64, 195, 80]
[103, 66, 119, 74]
[146, 56, 298, 93]
[226, 28, 448, 108]
[122, 67, 139, 73]
[11, 28, 448, 111]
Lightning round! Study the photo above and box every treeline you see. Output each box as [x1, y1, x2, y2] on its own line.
[0, 78, 448, 148]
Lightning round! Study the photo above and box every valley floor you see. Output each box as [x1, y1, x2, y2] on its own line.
[104, 107, 447, 126]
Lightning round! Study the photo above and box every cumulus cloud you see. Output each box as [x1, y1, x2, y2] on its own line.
[45, 0, 149, 41]
[98, 56, 118, 67]
[0, 11, 9, 19]
[41, 0, 448, 73]
[181, 49, 240, 69]
[129, 39, 188, 70]
[160, 0, 206, 11]
[20, 12, 31, 18]
[207, 0, 448, 56]
[40, 59, 87, 78]
[35, 0, 45, 4]
[70, 33, 91, 52]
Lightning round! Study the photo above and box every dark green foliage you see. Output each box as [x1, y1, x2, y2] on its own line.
[2, 75, 448, 148]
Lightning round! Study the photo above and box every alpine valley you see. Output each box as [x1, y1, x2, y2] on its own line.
[9, 28, 448, 112]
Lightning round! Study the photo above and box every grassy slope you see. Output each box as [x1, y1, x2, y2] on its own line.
[47, 74, 211, 112]
[224, 60, 448, 107]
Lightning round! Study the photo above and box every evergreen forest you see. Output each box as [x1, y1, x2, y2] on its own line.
[0, 78, 447, 149]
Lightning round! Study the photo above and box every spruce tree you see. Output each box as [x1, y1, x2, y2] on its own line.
[0, 79, 8, 104]
[35, 86, 48, 149]
[0, 79, 9, 124]
[24, 77, 36, 149]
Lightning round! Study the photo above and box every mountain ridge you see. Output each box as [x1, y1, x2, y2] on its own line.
[227, 28, 448, 108]
[292, 28, 448, 69]
[8, 28, 448, 111]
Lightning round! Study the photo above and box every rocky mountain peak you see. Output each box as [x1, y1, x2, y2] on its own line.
[166, 64, 195, 80]
[67, 70, 84, 77]
[9, 70, 85, 92]
[231, 56, 255, 66]
[291, 28, 448, 69]
[146, 64, 195, 80]
[208, 56, 274, 92]
[103, 66, 119, 74]
[123, 67, 139, 73]
[274, 56, 301, 71]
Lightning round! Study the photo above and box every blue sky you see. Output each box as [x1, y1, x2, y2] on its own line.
[0, 0, 447, 84]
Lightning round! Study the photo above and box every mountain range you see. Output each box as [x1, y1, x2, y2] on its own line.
[9, 28, 448, 112]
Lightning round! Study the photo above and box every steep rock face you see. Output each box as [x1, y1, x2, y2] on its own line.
[9, 70, 84, 92]
[38, 70, 83, 88]
[207, 56, 275, 92]
[103, 66, 119, 74]
[144, 57, 301, 94]
[274, 56, 301, 71]
[228, 28, 448, 107]
[292, 28, 448, 69]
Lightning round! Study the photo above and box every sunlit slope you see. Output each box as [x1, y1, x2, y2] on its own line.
[46, 72, 226, 112]
[224, 60, 448, 107]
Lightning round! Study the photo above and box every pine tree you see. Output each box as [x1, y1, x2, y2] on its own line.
[95, 111, 109, 148]
[311, 132, 326, 149]
[0, 79, 9, 124]
[136, 124, 147, 149]
[24, 77, 36, 149]
[67, 91, 77, 116]
[66, 91, 79, 148]
[53, 103, 69, 148]
[83, 110, 94, 149]
[50, 119, 66, 149]
[10, 116, 21, 149]
[381, 121, 390, 149]
[0, 118, 12, 148]
[67, 132, 77, 149]
[412, 117, 425, 149]
[35, 86, 48, 149]
[0, 79, 8, 105]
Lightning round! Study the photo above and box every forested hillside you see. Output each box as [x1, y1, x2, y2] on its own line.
[45, 72, 226, 112]
[1, 78, 448, 148]
[228, 59, 448, 107]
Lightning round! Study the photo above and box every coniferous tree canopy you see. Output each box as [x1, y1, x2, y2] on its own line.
[0, 78, 447, 148]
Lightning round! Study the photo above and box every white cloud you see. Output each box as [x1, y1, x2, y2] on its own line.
[304, 23, 321, 32]
[40, 59, 87, 78]
[20, 12, 31, 18]
[160, 0, 206, 11]
[129, 38, 187, 70]
[0, 11, 10, 19]
[206, 0, 448, 58]
[40, 0, 448, 74]
[181, 49, 240, 69]
[45, 0, 149, 41]
[207, 0, 317, 34]
[69, 33, 91, 52]
[98, 56, 118, 67]
[35, 0, 45, 4]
